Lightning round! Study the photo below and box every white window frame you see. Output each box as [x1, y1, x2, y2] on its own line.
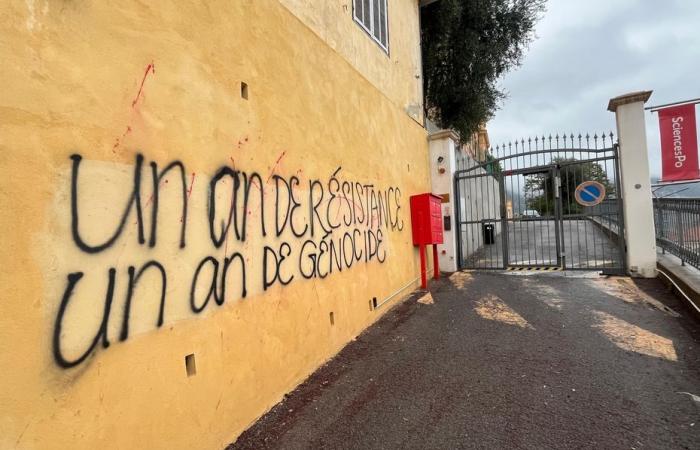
[352, 0, 389, 54]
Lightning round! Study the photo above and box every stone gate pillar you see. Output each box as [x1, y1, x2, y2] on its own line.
[428, 129, 460, 272]
[608, 91, 657, 278]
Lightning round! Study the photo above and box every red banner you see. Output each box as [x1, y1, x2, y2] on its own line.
[659, 103, 699, 182]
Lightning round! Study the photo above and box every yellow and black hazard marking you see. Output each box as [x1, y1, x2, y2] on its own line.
[506, 266, 563, 272]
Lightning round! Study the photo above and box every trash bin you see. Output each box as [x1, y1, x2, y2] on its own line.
[483, 223, 495, 245]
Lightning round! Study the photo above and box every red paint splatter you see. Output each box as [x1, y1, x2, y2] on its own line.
[265, 151, 287, 184]
[131, 62, 155, 108]
[111, 61, 155, 153]
[187, 173, 196, 198]
[133, 177, 166, 225]
[180, 172, 196, 223]
[236, 135, 250, 149]
[142, 176, 169, 209]
[111, 126, 132, 153]
[223, 172, 236, 257]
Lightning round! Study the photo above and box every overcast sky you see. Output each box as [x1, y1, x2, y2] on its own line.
[486, 0, 700, 179]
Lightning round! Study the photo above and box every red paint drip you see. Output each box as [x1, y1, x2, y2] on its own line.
[111, 126, 132, 153]
[223, 169, 236, 257]
[143, 175, 168, 209]
[112, 61, 154, 153]
[187, 172, 196, 198]
[265, 151, 287, 184]
[180, 172, 196, 223]
[131, 62, 155, 108]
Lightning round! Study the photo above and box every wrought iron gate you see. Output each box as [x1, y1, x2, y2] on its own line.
[454, 133, 626, 273]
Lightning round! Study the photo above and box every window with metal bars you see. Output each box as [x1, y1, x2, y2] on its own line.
[353, 0, 389, 53]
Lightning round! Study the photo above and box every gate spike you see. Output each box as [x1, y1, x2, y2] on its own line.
[528, 137, 532, 151]
[577, 133, 582, 147]
[555, 134, 560, 148]
[585, 133, 590, 148]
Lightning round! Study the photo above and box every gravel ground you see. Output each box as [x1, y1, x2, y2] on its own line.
[228, 272, 700, 450]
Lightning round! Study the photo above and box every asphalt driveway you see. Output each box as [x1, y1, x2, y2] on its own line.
[228, 272, 700, 449]
[466, 219, 623, 270]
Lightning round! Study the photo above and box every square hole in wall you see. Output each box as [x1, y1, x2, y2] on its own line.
[240, 82, 249, 100]
[372, 297, 378, 309]
[369, 299, 374, 311]
[185, 353, 197, 377]
[329, 311, 335, 326]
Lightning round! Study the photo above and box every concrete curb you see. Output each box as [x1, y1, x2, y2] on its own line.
[656, 253, 700, 321]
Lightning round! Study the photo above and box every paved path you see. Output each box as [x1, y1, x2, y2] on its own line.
[229, 272, 700, 449]
[466, 219, 622, 270]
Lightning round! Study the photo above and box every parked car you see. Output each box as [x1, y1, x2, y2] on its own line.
[520, 209, 540, 220]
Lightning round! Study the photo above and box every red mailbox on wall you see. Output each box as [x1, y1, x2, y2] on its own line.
[409, 193, 443, 289]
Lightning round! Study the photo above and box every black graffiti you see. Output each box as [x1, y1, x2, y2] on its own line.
[120, 260, 166, 341]
[56, 155, 403, 369]
[273, 175, 308, 238]
[190, 253, 247, 313]
[53, 271, 113, 368]
[208, 168, 268, 247]
[70, 154, 145, 253]
[70, 153, 188, 253]
[262, 243, 294, 290]
[53, 261, 167, 369]
[149, 161, 188, 248]
[289, 228, 385, 282]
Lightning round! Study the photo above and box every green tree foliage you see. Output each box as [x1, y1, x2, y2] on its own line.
[421, 0, 545, 141]
[525, 158, 614, 216]
[484, 152, 502, 174]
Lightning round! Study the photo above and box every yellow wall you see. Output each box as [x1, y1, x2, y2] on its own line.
[0, 1, 429, 449]
[280, 0, 425, 123]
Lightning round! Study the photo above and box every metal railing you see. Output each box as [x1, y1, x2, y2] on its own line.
[653, 198, 700, 269]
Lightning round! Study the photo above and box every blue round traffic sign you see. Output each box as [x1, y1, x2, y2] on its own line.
[574, 181, 606, 207]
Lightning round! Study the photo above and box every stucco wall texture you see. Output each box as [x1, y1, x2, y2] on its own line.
[280, 0, 425, 123]
[0, 1, 430, 449]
